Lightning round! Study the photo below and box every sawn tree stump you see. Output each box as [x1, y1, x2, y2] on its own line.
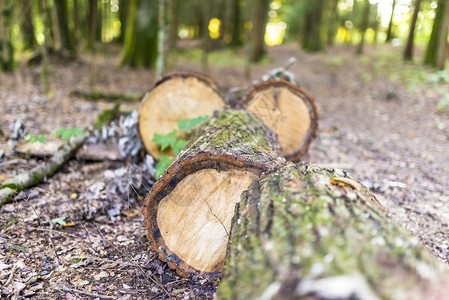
[142, 109, 283, 278]
[218, 162, 449, 299]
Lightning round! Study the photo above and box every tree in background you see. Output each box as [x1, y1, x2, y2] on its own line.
[356, 0, 371, 54]
[120, 0, 158, 68]
[403, 0, 422, 61]
[20, 0, 37, 50]
[54, 0, 76, 54]
[424, 0, 448, 68]
[249, 0, 269, 62]
[0, 0, 15, 72]
[227, 0, 243, 47]
[301, 0, 325, 52]
[385, 0, 397, 42]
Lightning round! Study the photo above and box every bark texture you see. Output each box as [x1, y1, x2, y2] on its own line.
[218, 162, 449, 299]
[142, 109, 283, 278]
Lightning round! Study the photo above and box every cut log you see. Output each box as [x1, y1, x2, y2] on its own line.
[237, 79, 318, 161]
[218, 162, 449, 299]
[142, 109, 283, 278]
[71, 89, 142, 102]
[138, 72, 226, 159]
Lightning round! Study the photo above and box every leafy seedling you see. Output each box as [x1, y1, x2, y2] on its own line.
[156, 156, 173, 178]
[51, 216, 67, 225]
[152, 129, 177, 151]
[54, 127, 84, 141]
[24, 134, 46, 144]
[177, 115, 209, 133]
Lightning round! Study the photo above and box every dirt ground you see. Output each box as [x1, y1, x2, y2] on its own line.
[1, 43, 449, 299]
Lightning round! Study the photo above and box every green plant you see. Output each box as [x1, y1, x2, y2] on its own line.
[54, 127, 84, 141]
[153, 115, 209, 178]
[24, 134, 46, 144]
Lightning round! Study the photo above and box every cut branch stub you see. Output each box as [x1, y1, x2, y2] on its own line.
[142, 110, 282, 278]
[237, 79, 318, 161]
[138, 72, 226, 158]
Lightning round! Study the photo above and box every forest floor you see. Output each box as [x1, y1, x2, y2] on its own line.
[1, 42, 449, 299]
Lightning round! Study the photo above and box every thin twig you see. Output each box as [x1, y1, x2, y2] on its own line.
[61, 284, 115, 299]
[4, 265, 18, 287]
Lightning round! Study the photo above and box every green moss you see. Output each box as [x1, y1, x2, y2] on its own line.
[1, 183, 23, 192]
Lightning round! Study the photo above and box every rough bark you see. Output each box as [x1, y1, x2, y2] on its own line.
[142, 109, 283, 278]
[404, 0, 421, 61]
[237, 80, 318, 161]
[218, 162, 449, 299]
[138, 72, 226, 158]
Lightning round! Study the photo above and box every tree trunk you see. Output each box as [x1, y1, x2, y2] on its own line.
[385, 0, 396, 42]
[356, 0, 371, 54]
[142, 109, 283, 278]
[229, 0, 242, 47]
[138, 72, 226, 159]
[118, 0, 129, 44]
[424, 0, 446, 67]
[87, 0, 99, 49]
[73, 0, 80, 47]
[250, 0, 269, 62]
[218, 162, 449, 299]
[404, 0, 421, 61]
[201, 0, 211, 71]
[237, 80, 318, 161]
[54, 0, 76, 54]
[120, 0, 158, 68]
[20, 0, 37, 50]
[168, 0, 179, 49]
[326, 0, 339, 46]
[0, 0, 15, 72]
[436, 0, 449, 69]
[156, 0, 169, 80]
[301, 0, 325, 52]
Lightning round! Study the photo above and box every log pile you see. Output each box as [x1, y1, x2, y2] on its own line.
[136, 71, 449, 297]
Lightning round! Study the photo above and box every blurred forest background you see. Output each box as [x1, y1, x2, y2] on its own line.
[1, 0, 449, 76]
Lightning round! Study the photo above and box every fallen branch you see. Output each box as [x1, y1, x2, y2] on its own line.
[61, 284, 115, 299]
[71, 89, 142, 102]
[0, 105, 120, 206]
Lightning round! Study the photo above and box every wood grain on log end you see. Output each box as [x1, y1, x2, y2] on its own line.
[238, 79, 318, 161]
[138, 72, 226, 159]
[142, 110, 283, 278]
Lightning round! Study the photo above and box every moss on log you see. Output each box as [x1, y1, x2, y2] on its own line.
[0, 134, 86, 206]
[142, 109, 284, 278]
[218, 162, 449, 299]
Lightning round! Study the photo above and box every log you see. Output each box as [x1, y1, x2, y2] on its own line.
[142, 109, 284, 278]
[237, 80, 318, 161]
[71, 89, 142, 102]
[138, 72, 226, 159]
[218, 162, 449, 299]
